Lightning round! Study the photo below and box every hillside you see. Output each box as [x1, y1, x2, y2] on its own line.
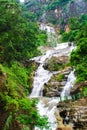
[24, 0, 87, 31]
[0, 0, 87, 130]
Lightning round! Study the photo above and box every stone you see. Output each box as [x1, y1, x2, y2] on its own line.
[57, 97, 87, 130]
[56, 125, 73, 130]
[43, 66, 72, 97]
[70, 81, 87, 95]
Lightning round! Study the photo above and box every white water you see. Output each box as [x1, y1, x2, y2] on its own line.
[30, 25, 76, 130]
[40, 24, 55, 34]
[35, 98, 58, 130]
[30, 64, 52, 97]
[61, 70, 76, 99]
[30, 42, 75, 98]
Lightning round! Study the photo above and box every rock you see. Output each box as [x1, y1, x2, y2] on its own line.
[56, 125, 73, 130]
[60, 81, 66, 86]
[43, 67, 72, 97]
[57, 97, 87, 130]
[43, 56, 69, 71]
[70, 81, 87, 95]
[55, 110, 64, 126]
[25, 59, 39, 68]
[25, 0, 87, 31]
[55, 109, 73, 130]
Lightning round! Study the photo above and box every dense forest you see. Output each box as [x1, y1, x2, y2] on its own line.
[0, 0, 48, 130]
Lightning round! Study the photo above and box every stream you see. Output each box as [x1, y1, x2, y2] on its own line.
[30, 24, 76, 130]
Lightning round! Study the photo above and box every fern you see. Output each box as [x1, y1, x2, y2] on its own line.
[4, 114, 12, 130]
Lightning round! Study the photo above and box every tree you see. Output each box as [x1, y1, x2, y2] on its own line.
[0, 0, 46, 64]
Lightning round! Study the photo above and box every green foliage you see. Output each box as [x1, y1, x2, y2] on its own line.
[47, 0, 70, 10]
[83, 87, 87, 93]
[69, 15, 87, 83]
[18, 114, 49, 129]
[61, 14, 87, 83]
[48, 60, 63, 71]
[47, 0, 59, 10]
[0, 0, 48, 127]
[61, 14, 87, 42]
[17, 98, 49, 129]
[10, 62, 29, 90]
[4, 113, 13, 130]
[0, 64, 5, 74]
[24, 0, 43, 20]
[61, 32, 70, 42]
[56, 73, 64, 82]
[0, 0, 47, 64]
[0, 0, 49, 130]
[0, 64, 49, 129]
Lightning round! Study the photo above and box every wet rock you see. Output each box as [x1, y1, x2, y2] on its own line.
[57, 97, 87, 130]
[43, 67, 72, 97]
[60, 81, 66, 86]
[25, 59, 39, 68]
[43, 56, 69, 71]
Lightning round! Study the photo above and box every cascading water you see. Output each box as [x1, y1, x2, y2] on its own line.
[30, 64, 52, 97]
[35, 98, 58, 130]
[61, 70, 76, 99]
[30, 24, 76, 130]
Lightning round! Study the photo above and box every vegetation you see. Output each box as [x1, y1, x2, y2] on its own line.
[61, 14, 87, 86]
[56, 73, 64, 82]
[43, 57, 62, 71]
[0, 0, 48, 130]
[0, 0, 47, 64]
[61, 15, 87, 42]
[46, 0, 71, 10]
[43, 57, 66, 71]
[24, 0, 72, 24]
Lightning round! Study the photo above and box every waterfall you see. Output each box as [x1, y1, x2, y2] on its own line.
[30, 24, 76, 130]
[30, 42, 75, 98]
[61, 70, 76, 99]
[30, 64, 52, 97]
[35, 98, 58, 130]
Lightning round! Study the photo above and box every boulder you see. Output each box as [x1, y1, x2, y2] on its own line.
[43, 56, 69, 71]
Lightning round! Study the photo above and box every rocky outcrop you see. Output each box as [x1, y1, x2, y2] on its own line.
[43, 56, 69, 71]
[43, 54, 72, 97]
[55, 109, 73, 130]
[70, 81, 87, 95]
[25, 0, 87, 30]
[43, 66, 72, 97]
[57, 97, 87, 130]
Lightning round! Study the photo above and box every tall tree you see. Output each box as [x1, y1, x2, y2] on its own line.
[0, 0, 42, 64]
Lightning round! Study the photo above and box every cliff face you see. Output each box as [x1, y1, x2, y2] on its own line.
[25, 0, 87, 30]
[57, 97, 87, 130]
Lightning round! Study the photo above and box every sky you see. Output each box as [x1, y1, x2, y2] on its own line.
[20, 0, 24, 2]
